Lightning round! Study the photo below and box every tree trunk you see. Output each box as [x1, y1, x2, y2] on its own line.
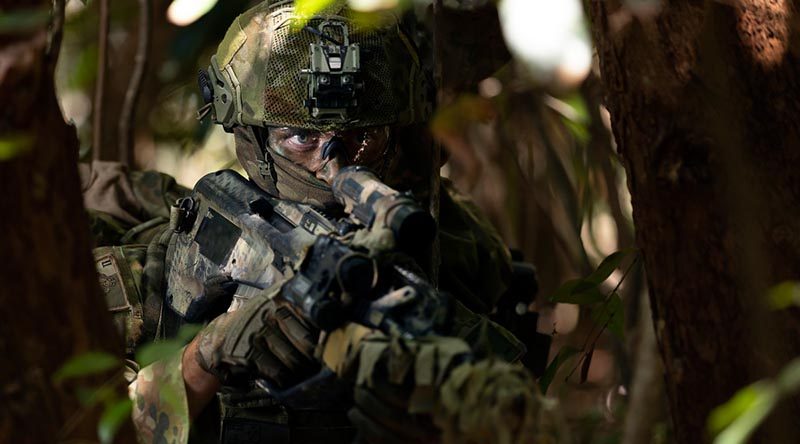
[0, 1, 132, 442]
[588, 1, 800, 441]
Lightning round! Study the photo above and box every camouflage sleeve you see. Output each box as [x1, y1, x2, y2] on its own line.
[80, 161, 189, 246]
[129, 348, 190, 444]
[323, 328, 560, 444]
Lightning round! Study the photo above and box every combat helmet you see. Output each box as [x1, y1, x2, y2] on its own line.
[199, 0, 433, 205]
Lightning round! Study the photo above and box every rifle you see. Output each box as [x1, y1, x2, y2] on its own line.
[165, 166, 450, 341]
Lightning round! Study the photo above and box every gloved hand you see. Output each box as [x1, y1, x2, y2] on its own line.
[183, 275, 238, 322]
[349, 380, 441, 444]
[193, 286, 321, 387]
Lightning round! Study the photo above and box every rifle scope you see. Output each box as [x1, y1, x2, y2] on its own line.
[332, 166, 436, 252]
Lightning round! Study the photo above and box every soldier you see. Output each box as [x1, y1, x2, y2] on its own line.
[82, 1, 554, 443]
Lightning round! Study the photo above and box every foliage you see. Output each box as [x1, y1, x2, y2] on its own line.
[53, 350, 129, 443]
[767, 281, 800, 310]
[549, 248, 635, 341]
[708, 281, 800, 443]
[709, 358, 800, 444]
[0, 134, 34, 161]
[135, 323, 202, 367]
[539, 250, 636, 395]
[539, 346, 580, 394]
[0, 8, 50, 34]
[53, 351, 120, 383]
[52, 324, 201, 443]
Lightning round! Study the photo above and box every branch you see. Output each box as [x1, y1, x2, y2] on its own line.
[118, 0, 151, 166]
[92, 0, 109, 159]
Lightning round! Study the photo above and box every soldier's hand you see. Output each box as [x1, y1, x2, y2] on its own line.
[348, 369, 441, 444]
[193, 287, 321, 387]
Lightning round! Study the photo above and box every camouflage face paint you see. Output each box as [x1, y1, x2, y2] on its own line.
[266, 126, 391, 177]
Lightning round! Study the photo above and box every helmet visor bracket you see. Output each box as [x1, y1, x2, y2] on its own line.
[300, 20, 363, 122]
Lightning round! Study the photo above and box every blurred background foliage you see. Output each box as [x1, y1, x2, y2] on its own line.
[56, 0, 665, 442]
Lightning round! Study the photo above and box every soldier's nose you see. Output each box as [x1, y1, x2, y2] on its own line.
[316, 156, 343, 185]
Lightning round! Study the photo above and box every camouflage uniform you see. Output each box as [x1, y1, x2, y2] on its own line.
[83, 1, 557, 443]
[82, 160, 526, 444]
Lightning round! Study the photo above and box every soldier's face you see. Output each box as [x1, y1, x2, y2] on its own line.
[267, 126, 392, 184]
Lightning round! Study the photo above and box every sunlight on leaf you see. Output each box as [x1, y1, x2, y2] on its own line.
[53, 351, 120, 383]
[710, 383, 776, 444]
[585, 249, 633, 285]
[709, 359, 800, 444]
[539, 346, 580, 395]
[295, 0, 340, 23]
[776, 358, 800, 393]
[0, 8, 50, 34]
[98, 398, 132, 444]
[768, 281, 800, 310]
[549, 250, 634, 305]
[0, 134, 34, 161]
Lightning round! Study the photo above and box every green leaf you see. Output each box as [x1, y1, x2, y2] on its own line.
[776, 358, 800, 394]
[563, 93, 589, 124]
[708, 385, 760, 435]
[709, 358, 800, 444]
[135, 340, 185, 367]
[549, 278, 601, 304]
[591, 292, 624, 340]
[0, 134, 33, 161]
[563, 119, 590, 145]
[98, 398, 132, 444]
[0, 8, 49, 34]
[177, 323, 203, 343]
[75, 385, 116, 407]
[538, 346, 580, 395]
[585, 249, 633, 285]
[136, 324, 200, 367]
[768, 281, 800, 310]
[552, 285, 605, 305]
[53, 352, 120, 383]
[709, 383, 777, 444]
[580, 346, 594, 384]
[295, 0, 338, 22]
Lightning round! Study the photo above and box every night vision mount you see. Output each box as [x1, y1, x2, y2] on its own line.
[301, 21, 363, 122]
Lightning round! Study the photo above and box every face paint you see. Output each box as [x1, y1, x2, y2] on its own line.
[266, 126, 392, 180]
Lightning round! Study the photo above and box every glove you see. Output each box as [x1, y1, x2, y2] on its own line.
[183, 275, 238, 322]
[349, 380, 441, 444]
[193, 286, 321, 387]
[347, 345, 442, 444]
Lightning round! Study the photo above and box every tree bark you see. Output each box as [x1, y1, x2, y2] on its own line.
[0, 1, 132, 442]
[588, 1, 800, 441]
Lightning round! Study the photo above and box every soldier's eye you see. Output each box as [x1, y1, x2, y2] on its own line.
[285, 130, 320, 149]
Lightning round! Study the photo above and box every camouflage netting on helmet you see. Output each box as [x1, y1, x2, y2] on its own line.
[212, 0, 431, 131]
